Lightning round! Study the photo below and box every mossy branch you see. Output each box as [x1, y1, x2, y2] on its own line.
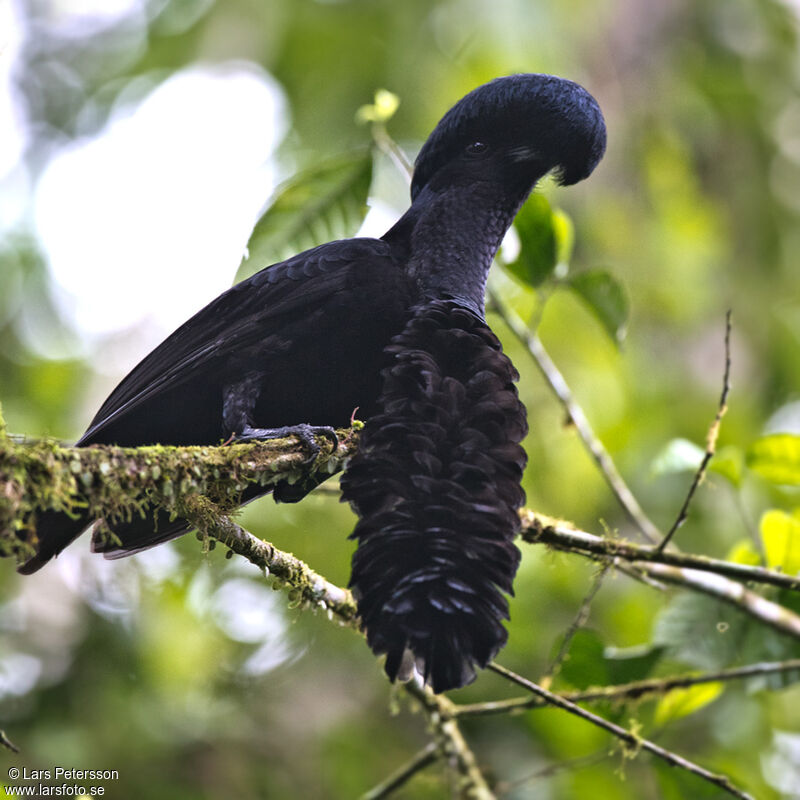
[522, 511, 800, 640]
[184, 501, 494, 799]
[403, 681, 496, 800]
[0, 407, 793, 798]
[183, 496, 358, 623]
[183, 503, 492, 800]
[522, 511, 800, 591]
[0, 415, 488, 797]
[0, 424, 359, 564]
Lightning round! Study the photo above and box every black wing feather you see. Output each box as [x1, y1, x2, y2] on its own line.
[20, 237, 415, 573]
[80, 238, 405, 445]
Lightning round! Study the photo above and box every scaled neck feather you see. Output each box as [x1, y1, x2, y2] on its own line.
[383, 182, 531, 317]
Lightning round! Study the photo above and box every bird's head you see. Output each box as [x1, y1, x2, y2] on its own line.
[410, 74, 606, 202]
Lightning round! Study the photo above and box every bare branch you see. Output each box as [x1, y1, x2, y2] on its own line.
[488, 664, 754, 800]
[523, 513, 800, 640]
[639, 562, 800, 639]
[523, 512, 800, 592]
[658, 311, 732, 551]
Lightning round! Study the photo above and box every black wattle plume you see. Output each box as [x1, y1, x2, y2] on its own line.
[341, 299, 528, 692]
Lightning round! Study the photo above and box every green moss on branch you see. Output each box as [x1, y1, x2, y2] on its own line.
[0, 424, 359, 563]
[182, 495, 358, 623]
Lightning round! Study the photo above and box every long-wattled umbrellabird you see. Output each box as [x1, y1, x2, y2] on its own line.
[19, 74, 606, 692]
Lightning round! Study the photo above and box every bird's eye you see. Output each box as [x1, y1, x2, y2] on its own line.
[465, 141, 489, 156]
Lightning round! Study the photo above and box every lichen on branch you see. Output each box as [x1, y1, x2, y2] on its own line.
[184, 497, 358, 623]
[0, 421, 359, 564]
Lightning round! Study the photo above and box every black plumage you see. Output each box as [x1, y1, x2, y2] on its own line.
[341, 300, 527, 691]
[18, 74, 606, 690]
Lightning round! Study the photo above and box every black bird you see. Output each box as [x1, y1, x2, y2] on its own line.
[19, 74, 606, 690]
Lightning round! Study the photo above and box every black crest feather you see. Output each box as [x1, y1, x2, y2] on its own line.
[341, 299, 527, 692]
[412, 73, 606, 200]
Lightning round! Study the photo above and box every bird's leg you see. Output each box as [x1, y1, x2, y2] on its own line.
[223, 373, 337, 463]
[234, 423, 338, 463]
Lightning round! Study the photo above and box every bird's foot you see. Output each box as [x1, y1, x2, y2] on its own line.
[234, 424, 338, 464]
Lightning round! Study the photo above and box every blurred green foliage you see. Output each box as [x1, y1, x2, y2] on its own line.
[3, 0, 800, 797]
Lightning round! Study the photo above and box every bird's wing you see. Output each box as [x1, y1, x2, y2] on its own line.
[79, 238, 407, 444]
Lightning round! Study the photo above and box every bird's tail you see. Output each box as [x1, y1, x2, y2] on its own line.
[17, 478, 289, 573]
[18, 505, 194, 573]
[17, 509, 93, 575]
[341, 299, 527, 693]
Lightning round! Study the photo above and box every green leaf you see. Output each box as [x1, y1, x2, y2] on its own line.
[653, 594, 744, 670]
[557, 636, 664, 690]
[651, 438, 704, 476]
[709, 445, 743, 487]
[760, 509, 800, 576]
[746, 433, 800, 486]
[553, 208, 575, 268]
[236, 151, 373, 281]
[356, 88, 400, 124]
[654, 682, 724, 726]
[506, 194, 558, 288]
[552, 208, 575, 267]
[565, 269, 630, 346]
[558, 629, 609, 689]
[726, 539, 762, 566]
[604, 644, 665, 684]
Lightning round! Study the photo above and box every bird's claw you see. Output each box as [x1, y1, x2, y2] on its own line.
[291, 424, 339, 465]
[234, 423, 338, 465]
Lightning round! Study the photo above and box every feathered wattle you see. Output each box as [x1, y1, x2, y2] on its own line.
[341, 299, 527, 692]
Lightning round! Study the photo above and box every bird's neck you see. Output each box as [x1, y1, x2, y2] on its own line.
[383, 184, 529, 317]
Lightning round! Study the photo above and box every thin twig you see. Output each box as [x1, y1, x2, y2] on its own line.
[488, 287, 661, 544]
[522, 513, 800, 591]
[542, 562, 610, 685]
[488, 664, 754, 800]
[457, 659, 800, 717]
[657, 311, 732, 552]
[361, 742, 439, 800]
[372, 124, 414, 183]
[495, 750, 609, 795]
